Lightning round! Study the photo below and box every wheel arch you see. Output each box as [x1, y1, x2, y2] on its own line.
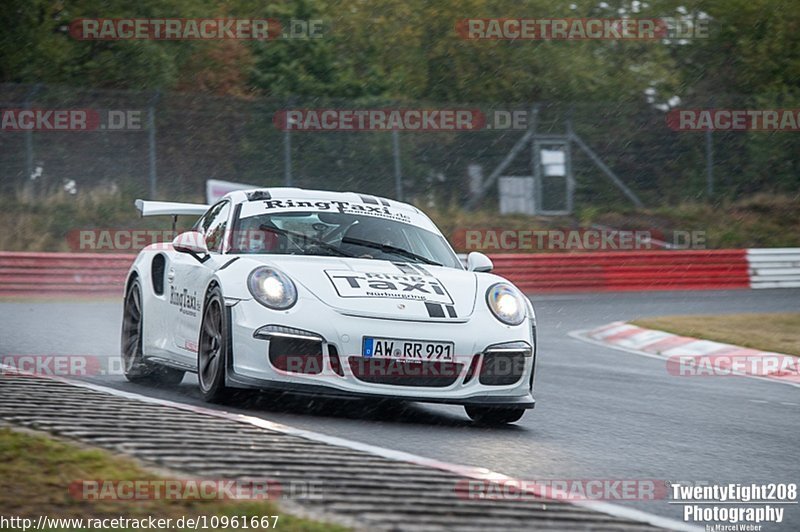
[205, 278, 222, 300]
[125, 250, 161, 297]
[125, 270, 139, 294]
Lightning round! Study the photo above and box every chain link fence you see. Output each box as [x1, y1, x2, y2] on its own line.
[1, 83, 798, 210]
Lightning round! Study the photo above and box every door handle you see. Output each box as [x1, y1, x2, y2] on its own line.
[167, 268, 175, 283]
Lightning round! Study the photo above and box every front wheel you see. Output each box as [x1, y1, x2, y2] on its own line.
[465, 405, 526, 425]
[197, 285, 233, 403]
[121, 278, 185, 385]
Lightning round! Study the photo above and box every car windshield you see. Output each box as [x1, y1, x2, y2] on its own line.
[231, 210, 462, 269]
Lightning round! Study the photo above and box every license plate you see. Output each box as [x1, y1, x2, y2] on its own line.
[362, 337, 455, 362]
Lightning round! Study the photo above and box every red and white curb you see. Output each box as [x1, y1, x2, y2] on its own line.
[570, 322, 800, 388]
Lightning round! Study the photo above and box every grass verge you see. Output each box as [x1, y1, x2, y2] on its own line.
[631, 313, 800, 357]
[1, 190, 799, 252]
[0, 427, 346, 531]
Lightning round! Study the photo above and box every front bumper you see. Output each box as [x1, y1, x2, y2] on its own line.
[226, 297, 537, 408]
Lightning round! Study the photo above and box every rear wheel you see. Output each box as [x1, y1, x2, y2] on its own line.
[465, 405, 526, 425]
[197, 285, 233, 403]
[121, 278, 185, 385]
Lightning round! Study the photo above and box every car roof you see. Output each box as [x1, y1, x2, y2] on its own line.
[227, 187, 437, 232]
[227, 188, 421, 213]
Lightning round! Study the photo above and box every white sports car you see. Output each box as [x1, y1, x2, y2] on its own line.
[122, 188, 537, 424]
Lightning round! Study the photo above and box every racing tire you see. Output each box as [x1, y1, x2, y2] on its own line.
[121, 278, 185, 385]
[464, 405, 526, 425]
[197, 285, 234, 403]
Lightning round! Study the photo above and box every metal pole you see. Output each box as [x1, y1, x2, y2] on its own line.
[283, 98, 293, 187]
[283, 128, 292, 187]
[564, 105, 575, 213]
[24, 84, 42, 193]
[705, 128, 713, 198]
[529, 105, 540, 214]
[147, 91, 160, 198]
[392, 129, 402, 200]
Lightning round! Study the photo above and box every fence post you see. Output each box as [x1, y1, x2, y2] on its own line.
[705, 125, 714, 199]
[565, 104, 575, 213]
[529, 104, 540, 213]
[147, 91, 160, 199]
[392, 129, 403, 201]
[23, 84, 42, 194]
[284, 98, 294, 186]
[284, 127, 292, 187]
[705, 97, 714, 199]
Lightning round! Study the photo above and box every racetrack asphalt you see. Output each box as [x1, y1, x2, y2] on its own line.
[1, 289, 798, 529]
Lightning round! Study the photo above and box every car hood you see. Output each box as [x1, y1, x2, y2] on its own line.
[246, 255, 478, 321]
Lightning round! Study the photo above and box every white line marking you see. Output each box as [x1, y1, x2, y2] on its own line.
[0, 364, 697, 531]
[568, 329, 800, 390]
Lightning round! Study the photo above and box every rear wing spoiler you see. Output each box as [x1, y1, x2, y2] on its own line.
[135, 199, 209, 232]
[135, 199, 209, 217]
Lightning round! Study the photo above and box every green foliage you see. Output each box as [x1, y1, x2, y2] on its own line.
[1, 0, 798, 206]
[5, 0, 797, 105]
[2, 0, 238, 90]
[2, 188, 797, 252]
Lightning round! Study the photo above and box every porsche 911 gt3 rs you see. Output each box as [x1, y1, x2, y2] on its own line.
[122, 188, 537, 424]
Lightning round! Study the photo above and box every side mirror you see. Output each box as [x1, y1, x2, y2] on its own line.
[172, 231, 208, 259]
[467, 251, 493, 272]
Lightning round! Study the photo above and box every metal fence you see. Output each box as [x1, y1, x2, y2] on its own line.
[1, 83, 797, 209]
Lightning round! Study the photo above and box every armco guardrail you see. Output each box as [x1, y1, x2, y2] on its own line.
[0, 252, 133, 297]
[490, 250, 751, 292]
[1, 249, 797, 297]
[748, 248, 800, 289]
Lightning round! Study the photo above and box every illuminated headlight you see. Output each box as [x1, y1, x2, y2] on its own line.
[486, 283, 526, 325]
[248, 267, 297, 310]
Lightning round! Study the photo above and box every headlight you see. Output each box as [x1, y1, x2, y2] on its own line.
[486, 283, 526, 325]
[248, 267, 297, 310]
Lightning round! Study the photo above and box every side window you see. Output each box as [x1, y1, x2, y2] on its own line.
[204, 202, 231, 253]
[193, 201, 226, 230]
[193, 205, 217, 233]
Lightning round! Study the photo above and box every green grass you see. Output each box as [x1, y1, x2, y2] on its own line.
[0, 427, 347, 531]
[1, 189, 799, 252]
[631, 313, 800, 357]
[0, 189, 198, 252]
[426, 193, 800, 252]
